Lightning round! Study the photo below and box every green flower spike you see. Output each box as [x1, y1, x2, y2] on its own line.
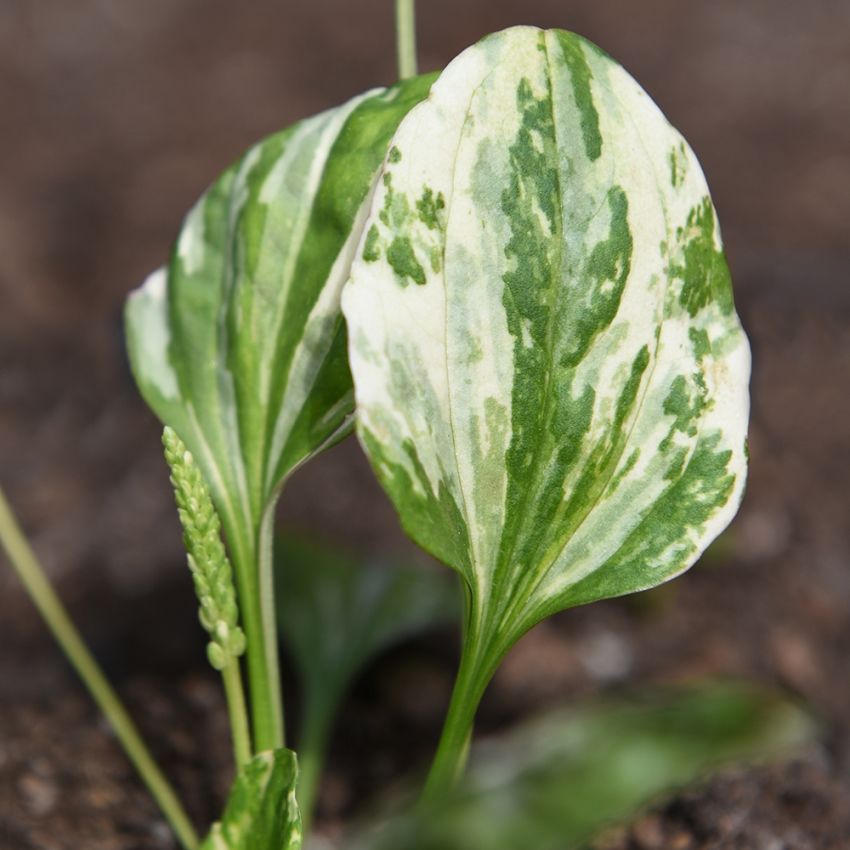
[163, 425, 252, 767]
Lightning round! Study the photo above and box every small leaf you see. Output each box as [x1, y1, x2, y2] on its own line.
[277, 533, 458, 705]
[343, 27, 750, 676]
[202, 749, 301, 850]
[275, 533, 458, 820]
[356, 685, 814, 850]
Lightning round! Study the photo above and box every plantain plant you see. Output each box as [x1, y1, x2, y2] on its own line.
[0, 3, 772, 849]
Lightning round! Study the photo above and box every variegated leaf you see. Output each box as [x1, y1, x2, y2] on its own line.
[125, 74, 435, 749]
[201, 749, 301, 850]
[356, 685, 813, 850]
[343, 27, 750, 675]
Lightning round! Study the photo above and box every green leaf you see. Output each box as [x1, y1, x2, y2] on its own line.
[275, 533, 458, 821]
[125, 72, 436, 749]
[277, 533, 458, 707]
[343, 27, 750, 676]
[356, 685, 814, 850]
[202, 749, 301, 850]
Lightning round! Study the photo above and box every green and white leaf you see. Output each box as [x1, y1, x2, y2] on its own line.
[127, 75, 435, 529]
[202, 749, 301, 850]
[126, 73, 436, 539]
[343, 27, 750, 671]
[125, 73, 435, 748]
[355, 684, 813, 850]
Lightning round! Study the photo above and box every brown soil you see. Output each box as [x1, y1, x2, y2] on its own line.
[1, 1, 849, 848]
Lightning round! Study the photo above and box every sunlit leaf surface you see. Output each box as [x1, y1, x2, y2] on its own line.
[356, 685, 813, 850]
[343, 27, 751, 673]
[201, 749, 301, 850]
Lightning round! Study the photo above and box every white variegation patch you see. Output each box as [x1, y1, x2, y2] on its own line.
[126, 267, 179, 402]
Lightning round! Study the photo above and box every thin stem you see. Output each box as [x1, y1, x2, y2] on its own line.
[221, 658, 252, 769]
[229, 513, 283, 754]
[421, 639, 493, 802]
[395, 0, 418, 80]
[258, 506, 285, 747]
[0, 484, 199, 850]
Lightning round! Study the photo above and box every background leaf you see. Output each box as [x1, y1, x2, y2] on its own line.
[355, 684, 814, 850]
[277, 534, 458, 708]
[201, 748, 301, 850]
[275, 533, 458, 821]
[343, 27, 751, 673]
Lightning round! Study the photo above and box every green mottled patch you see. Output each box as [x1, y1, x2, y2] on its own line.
[559, 431, 737, 611]
[674, 198, 734, 317]
[497, 71, 562, 573]
[367, 164, 444, 285]
[548, 345, 649, 548]
[563, 186, 633, 367]
[388, 145, 402, 164]
[661, 373, 707, 451]
[554, 31, 602, 162]
[362, 224, 381, 262]
[669, 141, 688, 188]
[360, 429, 473, 577]
[689, 327, 711, 361]
[610, 447, 640, 492]
[416, 187, 446, 230]
[387, 235, 426, 286]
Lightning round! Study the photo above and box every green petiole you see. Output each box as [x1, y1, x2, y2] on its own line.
[395, 0, 418, 79]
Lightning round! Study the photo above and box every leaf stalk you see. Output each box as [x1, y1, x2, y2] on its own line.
[221, 657, 252, 769]
[257, 503, 285, 747]
[395, 0, 418, 79]
[0, 484, 200, 850]
[222, 509, 284, 753]
[421, 632, 496, 801]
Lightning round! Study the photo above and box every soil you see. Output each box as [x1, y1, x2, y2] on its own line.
[1, 0, 849, 848]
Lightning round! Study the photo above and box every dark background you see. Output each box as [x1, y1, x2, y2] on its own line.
[1, 1, 848, 848]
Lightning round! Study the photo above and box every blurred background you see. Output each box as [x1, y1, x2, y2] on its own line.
[1, 1, 848, 848]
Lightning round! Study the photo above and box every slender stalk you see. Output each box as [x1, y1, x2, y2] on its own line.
[229, 518, 283, 754]
[0, 485, 199, 850]
[395, 0, 418, 80]
[421, 639, 492, 802]
[257, 506, 284, 747]
[221, 658, 252, 769]
[226, 526, 268, 750]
